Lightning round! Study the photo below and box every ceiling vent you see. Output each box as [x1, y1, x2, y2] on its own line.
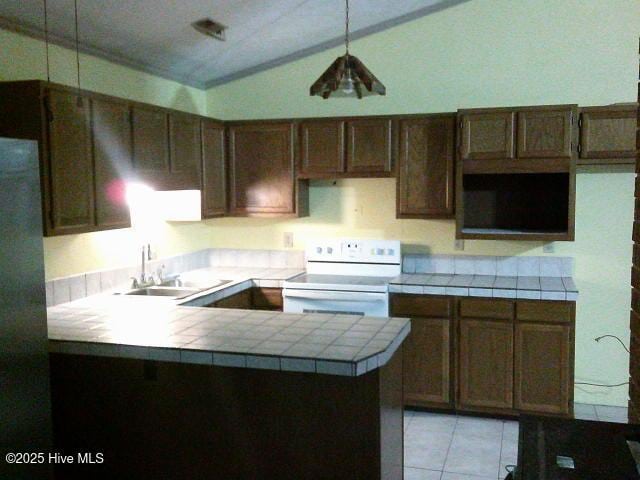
[192, 18, 227, 41]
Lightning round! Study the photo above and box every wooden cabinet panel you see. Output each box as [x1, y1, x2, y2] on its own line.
[397, 116, 455, 218]
[516, 300, 573, 324]
[460, 112, 515, 160]
[515, 323, 571, 414]
[91, 98, 132, 229]
[299, 120, 345, 175]
[517, 107, 574, 159]
[391, 294, 451, 318]
[132, 106, 169, 174]
[346, 119, 393, 174]
[458, 319, 513, 410]
[228, 123, 296, 215]
[210, 289, 252, 309]
[403, 317, 451, 406]
[251, 287, 283, 311]
[169, 113, 201, 189]
[579, 106, 637, 162]
[459, 298, 514, 320]
[201, 120, 226, 218]
[46, 88, 94, 234]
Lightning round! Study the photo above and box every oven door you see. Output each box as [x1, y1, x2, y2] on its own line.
[282, 289, 389, 317]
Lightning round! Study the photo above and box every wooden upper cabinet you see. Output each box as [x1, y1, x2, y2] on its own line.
[579, 105, 638, 163]
[460, 111, 515, 160]
[91, 98, 132, 230]
[201, 120, 226, 218]
[397, 116, 455, 218]
[458, 318, 514, 410]
[131, 105, 169, 174]
[299, 120, 346, 175]
[228, 122, 297, 215]
[517, 106, 575, 159]
[346, 119, 394, 174]
[168, 113, 201, 189]
[45, 88, 94, 234]
[514, 323, 571, 415]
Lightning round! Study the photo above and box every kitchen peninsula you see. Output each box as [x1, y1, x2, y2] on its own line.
[47, 281, 409, 479]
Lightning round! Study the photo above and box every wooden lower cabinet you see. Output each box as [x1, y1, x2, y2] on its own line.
[403, 317, 451, 406]
[207, 288, 283, 311]
[209, 289, 252, 309]
[514, 322, 572, 415]
[394, 294, 575, 417]
[458, 318, 514, 411]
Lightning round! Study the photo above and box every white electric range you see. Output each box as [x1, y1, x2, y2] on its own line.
[282, 239, 401, 317]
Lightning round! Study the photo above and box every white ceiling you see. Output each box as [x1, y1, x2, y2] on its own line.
[0, 0, 468, 89]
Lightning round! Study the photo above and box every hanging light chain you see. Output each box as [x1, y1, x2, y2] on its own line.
[43, 0, 50, 82]
[74, 0, 82, 104]
[344, 0, 350, 55]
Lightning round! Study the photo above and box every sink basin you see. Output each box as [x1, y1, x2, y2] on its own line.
[159, 279, 232, 290]
[120, 279, 233, 300]
[124, 287, 201, 299]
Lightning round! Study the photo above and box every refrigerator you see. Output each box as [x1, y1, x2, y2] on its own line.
[0, 137, 53, 479]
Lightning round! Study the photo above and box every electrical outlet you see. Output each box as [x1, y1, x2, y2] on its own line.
[283, 232, 294, 249]
[455, 239, 465, 251]
[543, 242, 555, 253]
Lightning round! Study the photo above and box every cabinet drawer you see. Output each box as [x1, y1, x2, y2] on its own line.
[459, 298, 514, 320]
[516, 301, 573, 323]
[391, 295, 452, 318]
[252, 287, 283, 310]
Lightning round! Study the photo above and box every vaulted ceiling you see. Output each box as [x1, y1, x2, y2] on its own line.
[0, 0, 468, 89]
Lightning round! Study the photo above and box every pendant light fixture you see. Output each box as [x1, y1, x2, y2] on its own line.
[310, 0, 385, 99]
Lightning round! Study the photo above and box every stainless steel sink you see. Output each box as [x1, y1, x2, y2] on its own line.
[121, 279, 232, 300]
[124, 287, 201, 299]
[159, 279, 232, 290]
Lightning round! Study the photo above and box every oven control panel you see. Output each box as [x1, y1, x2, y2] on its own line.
[306, 239, 401, 264]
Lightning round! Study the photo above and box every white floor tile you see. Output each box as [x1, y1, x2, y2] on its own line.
[404, 467, 442, 480]
[440, 472, 495, 480]
[405, 410, 416, 429]
[454, 416, 504, 441]
[409, 411, 458, 435]
[595, 404, 628, 423]
[405, 429, 453, 470]
[443, 432, 501, 478]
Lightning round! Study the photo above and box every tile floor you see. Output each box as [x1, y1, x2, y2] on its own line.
[403, 403, 629, 480]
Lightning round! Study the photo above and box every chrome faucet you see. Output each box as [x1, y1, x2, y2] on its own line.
[130, 244, 154, 289]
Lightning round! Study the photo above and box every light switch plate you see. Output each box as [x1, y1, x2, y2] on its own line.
[455, 239, 465, 251]
[543, 242, 555, 253]
[283, 232, 294, 249]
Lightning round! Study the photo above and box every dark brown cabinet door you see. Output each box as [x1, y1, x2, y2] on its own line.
[210, 289, 251, 309]
[132, 106, 169, 175]
[403, 317, 451, 406]
[346, 119, 394, 174]
[579, 106, 637, 162]
[299, 120, 345, 175]
[517, 107, 574, 159]
[460, 111, 515, 160]
[45, 88, 94, 234]
[228, 123, 296, 215]
[201, 120, 226, 218]
[514, 323, 571, 414]
[458, 319, 514, 410]
[397, 116, 455, 217]
[169, 113, 201, 189]
[91, 98, 132, 229]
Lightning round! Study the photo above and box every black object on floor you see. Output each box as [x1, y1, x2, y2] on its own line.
[516, 415, 640, 479]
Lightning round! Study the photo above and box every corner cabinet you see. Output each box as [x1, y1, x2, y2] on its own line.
[397, 115, 456, 218]
[200, 120, 227, 218]
[228, 122, 308, 217]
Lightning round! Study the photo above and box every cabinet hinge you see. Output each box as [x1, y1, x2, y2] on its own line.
[578, 117, 583, 128]
[577, 143, 582, 154]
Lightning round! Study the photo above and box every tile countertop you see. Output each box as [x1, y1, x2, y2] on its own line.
[47, 266, 410, 377]
[390, 273, 578, 301]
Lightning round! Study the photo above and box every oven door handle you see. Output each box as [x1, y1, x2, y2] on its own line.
[283, 290, 386, 302]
